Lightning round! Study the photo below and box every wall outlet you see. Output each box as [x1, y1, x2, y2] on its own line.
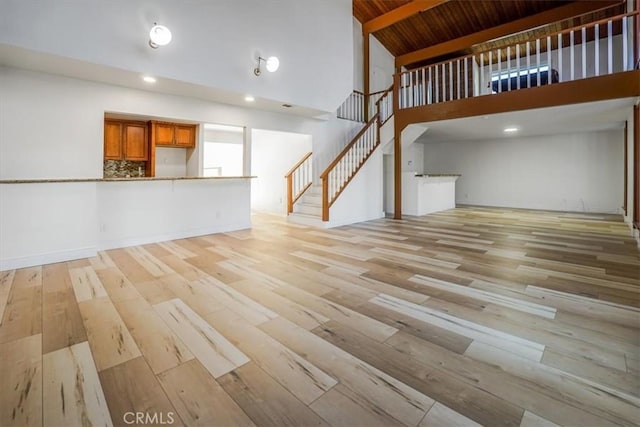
[99, 223, 106, 232]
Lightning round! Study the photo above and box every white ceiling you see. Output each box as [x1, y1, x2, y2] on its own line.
[0, 44, 329, 120]
[415, 98, 636, 143]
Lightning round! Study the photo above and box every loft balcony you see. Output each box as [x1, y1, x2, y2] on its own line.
[393, 10, 640, 130]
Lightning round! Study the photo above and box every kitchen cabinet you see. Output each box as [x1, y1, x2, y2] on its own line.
[104, 120, 148, 161]
[151, 121, 196, 148]
[104, 121, 123, 160]
[123, 123, 148, 161]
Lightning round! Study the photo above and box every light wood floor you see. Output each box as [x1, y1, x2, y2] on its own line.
[1, 206, 639, 427]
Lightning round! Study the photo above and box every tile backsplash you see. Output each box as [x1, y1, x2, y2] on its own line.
[104, 160, 147, 178]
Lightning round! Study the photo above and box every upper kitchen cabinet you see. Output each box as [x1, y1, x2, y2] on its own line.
[123, 123, 148, 161]
[104, 120, 148, 161]
[151, 121, 196, 148]
[104, 121, 123, 159]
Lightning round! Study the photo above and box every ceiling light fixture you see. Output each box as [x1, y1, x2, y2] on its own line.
[503, 127, 519, 133]
[149, 23, 172, 49]
[142, 76, 157, 83]
[253, 56, 279, 76]
[244, 95, 255, 102]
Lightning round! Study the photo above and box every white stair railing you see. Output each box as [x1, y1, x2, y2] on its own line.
[337, 91, 366, 122]
[285, 152, 312, 214]
[321, 114, 379, 221]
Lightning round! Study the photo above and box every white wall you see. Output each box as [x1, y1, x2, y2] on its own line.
[329, 149, 384, 226]
[311, 115, 363, 184]
[352, 18, 395, 93]
[155, 147, 187, 177]
[0, 0, 353, 113]
[403, 143, 424, 173]
[251, 129, 312, 215]
[0, 66, 336, 180]
[423, 130, 624, 213]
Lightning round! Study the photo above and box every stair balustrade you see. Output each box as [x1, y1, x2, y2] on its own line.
[284, 152, 313, 214]
[337, 90, 366, 122]
[397, 10, 638, 110]
[319, 87, 394, 221]
[320, 113, 380, 221]
[376, 86, 394, 125]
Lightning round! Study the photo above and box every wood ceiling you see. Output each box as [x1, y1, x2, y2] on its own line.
[353, 0, 625, 68]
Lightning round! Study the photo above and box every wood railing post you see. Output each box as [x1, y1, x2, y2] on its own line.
[286, 175, 293, 214]
[322, 177, 329, 221]
[393, 73, 403, 220]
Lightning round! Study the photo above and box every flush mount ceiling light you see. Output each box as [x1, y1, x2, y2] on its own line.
[244, 95, 255, 102]
[503, 127, 519, 133]
[149, 23, 172, 49]
[253, 56, 279, 76]
[142, 75, 157, 83]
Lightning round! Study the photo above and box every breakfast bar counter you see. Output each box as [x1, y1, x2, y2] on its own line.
[402, 172, 461, 216]
[0, 176, 255, 270]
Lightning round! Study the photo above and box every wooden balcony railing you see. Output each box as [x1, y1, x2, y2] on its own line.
[320, 114, 380, 221]
[397, 10, 638, 110]
[285, 152, 312, 214]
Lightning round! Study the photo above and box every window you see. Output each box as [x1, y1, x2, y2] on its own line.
[490, 64, 558, 92]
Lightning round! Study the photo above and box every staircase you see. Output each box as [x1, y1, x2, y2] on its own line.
[286, 88, 394, 227]
[288, 185, 325, 227]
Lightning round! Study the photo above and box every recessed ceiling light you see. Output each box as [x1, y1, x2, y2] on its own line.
[142, 76, 156, 83]
[503, 127, 519, 133]
[244, 95, 255, 102]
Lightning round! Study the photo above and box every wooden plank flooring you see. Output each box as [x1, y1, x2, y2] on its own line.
[0, 206, 639, 426]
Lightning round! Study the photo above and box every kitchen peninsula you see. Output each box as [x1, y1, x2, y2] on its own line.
[0, 176, 254, 270]
[402, 172, 461, 216]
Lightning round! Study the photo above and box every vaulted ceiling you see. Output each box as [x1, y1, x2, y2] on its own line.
[353, 0, 626, 68]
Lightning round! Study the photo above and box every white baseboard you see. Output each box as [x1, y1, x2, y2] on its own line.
[326, 212, 385, 228]
[0, 247, 97, 271]
[0, 222, 251, 271]
[98, 222, 251, 251]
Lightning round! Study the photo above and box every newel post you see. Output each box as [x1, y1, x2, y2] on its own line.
[286, 175, 293, 214]
[321, 177, 329, 221]
[393, 72, 403, 220]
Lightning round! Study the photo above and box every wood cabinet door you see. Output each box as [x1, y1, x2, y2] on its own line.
[124, 123, 148, 161]
[174, 125, 196, 148]
[104, 121, 123, 160]
[155, 122, 175, 146]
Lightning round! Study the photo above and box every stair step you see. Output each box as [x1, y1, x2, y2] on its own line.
[287, 212, 326, 228]
[294, 202, 322, 216]
[300, 194, 322, 204]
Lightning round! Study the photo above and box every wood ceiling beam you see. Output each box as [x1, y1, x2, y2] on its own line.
[363, 0, 449, 35]
[395, 1, 622, 68]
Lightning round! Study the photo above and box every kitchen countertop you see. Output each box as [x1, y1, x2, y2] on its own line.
[0, 176, 257, 184]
